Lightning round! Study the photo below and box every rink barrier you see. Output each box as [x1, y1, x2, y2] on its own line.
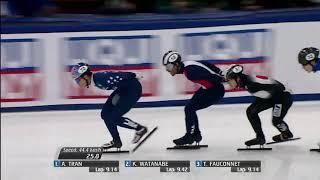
[1, 93, 319, 113]
[2, 9, 320, 111]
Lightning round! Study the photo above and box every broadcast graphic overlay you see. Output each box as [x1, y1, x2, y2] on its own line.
[125, 160, 190, 173]
[54, 147, 119, 173]
[196, 160, 261, 173]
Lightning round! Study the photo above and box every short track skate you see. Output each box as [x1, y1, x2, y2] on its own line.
[237, 137, 272, 151]
[167, 142, 208, 150]
[266, 137, 301, 145]
[310, 142, 320, 152]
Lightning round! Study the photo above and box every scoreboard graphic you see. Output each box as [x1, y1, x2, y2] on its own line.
[53, 147, 261, 173]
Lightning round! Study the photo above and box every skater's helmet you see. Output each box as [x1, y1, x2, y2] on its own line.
[298, 47, 319, 65]
[71, 62, 92, 83]
[162, 50, 182, 72]
[162, 50, 182, 65]
[226, 64, 244, 81]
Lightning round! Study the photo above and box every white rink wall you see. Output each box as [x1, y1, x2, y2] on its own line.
[1, 21, 320, 110]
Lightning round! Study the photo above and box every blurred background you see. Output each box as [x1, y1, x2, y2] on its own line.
[1, 0, 320, 17]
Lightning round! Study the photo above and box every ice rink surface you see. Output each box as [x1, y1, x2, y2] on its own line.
[1, 101, 320, 180]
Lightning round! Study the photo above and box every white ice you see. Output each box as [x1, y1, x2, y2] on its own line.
[1, 101, 320, 180]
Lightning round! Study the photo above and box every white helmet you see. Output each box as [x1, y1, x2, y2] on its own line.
[226, 64, 244, 81]
[162, 50, 182, 65]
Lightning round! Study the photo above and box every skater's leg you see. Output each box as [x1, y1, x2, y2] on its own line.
[174, 87, 224, 145]
[101, 94, 122, 147]
[185, 87, 224, 134]
[246, 98, 273, 138]
[103, 79, 147, 143]
[109, 79, 144, 130]
[106, 92, 141, 130]
[272, 92, 293, 131]
[117, 117, 140, 129]
[272, 92, 294, 141]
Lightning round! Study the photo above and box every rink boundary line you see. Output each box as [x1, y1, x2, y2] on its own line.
[1, 94, 320, 113]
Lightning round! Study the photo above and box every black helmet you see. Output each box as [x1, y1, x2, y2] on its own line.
[226, 64, 244, 81]
[298, 47, 319, 65]
[162, 50, 182, 65]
